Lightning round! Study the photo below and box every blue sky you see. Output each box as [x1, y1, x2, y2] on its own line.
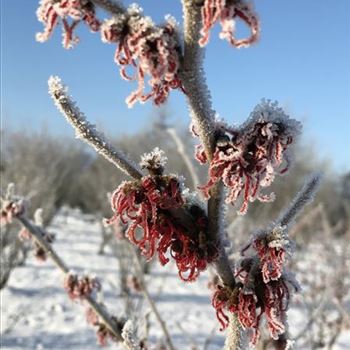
[2, 0, 350, 172]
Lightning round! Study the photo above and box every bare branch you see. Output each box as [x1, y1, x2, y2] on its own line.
[48, 76, 143, 180]
[181, 0, 216, 158]
[91, 0, 125, 16]
[278, 173, 322, 228]
[166, 127, 201, 191]
[16, 215, 126, 345]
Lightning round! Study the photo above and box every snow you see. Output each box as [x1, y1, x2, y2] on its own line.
[1, 210, 349, 349]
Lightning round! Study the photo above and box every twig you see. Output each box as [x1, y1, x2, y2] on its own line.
[166, 127, 201, 191]
[48, 76, 143, 180]
[16, 215, 126, 345]
[278, 173, 322, 228]
[181, 0, 236, 288]
[181, 0, 216, 158]
[132, 249, 176, 350]
[91, 0, 125, 16]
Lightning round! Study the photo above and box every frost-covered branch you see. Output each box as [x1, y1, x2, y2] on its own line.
[91, 0, 125, 16]
[278, 173, 322, 228]
[181, 0, 216, 157]
[15, 215, 126, 344]
[48, 76, 143, 180]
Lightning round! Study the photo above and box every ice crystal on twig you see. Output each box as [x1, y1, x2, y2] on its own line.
[140, 148, 168, 175]
[199, 0, 260, 48]
[48, 76, 143, 179]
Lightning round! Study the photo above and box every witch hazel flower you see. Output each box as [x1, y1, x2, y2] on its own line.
[101, 5, 184, 107]
[251, 226, 293, 283]
[36, 0, 100, 49]
[211, 256, 297, 346]
[106, 148, 218, 281]
[64, 272, 101, 300]
[199, 0, 260, 48]
[196, 100, 301, 215]
[86, 306, 123, 346]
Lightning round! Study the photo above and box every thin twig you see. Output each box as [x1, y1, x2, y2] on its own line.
[166, 127, 201, 191]
[91, 0, 125, 16]
[132, 249, 176, 350]
[16, 215, 126, 345]
[278, 173, 322, 228]
[48, 76, 143, 180]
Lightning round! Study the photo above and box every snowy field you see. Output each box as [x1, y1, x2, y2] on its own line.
[1, 210, 349, 350]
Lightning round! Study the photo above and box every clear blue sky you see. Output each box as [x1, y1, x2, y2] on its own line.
[1, 0, 350, 172]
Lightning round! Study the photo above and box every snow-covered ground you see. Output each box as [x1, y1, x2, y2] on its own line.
[1, 211, 349, 349]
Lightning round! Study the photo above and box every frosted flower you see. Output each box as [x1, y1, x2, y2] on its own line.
[252, 226, 292, 283]
[64, 272, 101, 300]
[0, 200, 25, 226]
[36, 0, 100, 49]
[199, 0, 260, 48]
[211, 259, 295, 345]
[107, 175, 217, 282]
[196, 100, 301, 215]
[85, 306, 121, 346]
[140, 147, 168, 175]
[101, 6, 184, 107]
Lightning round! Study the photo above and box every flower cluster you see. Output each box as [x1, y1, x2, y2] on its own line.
[250, 226, 293, 283]
[195, 100, 301, 214]
[199, 0, 260, 48]
[18, 226, 55, 262]
[101, 5, 184, 107]
[211, 226, 298, 345]
[64, 272, 101, 300]
[107, 176, 217, 281]
[86, 306, 122, 346]
[34, 232, 55, 261]
[106, 149, 217, 281]
[0, 200, 25, 226]
[36, 0, 100, 49]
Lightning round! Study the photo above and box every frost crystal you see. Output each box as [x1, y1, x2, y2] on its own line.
[140, 147, 168, 174]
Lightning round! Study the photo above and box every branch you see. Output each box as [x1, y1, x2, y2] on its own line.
[48, 76, 143, 180]
[16, 215, 126, 345]
[278, 173, 322, 228]
[181, 0, 216, 158]
[91, 0, 125, 16]
[132, 249, 176, 350]
[166, 127, 201, 191]
[181, 1, 236, 289]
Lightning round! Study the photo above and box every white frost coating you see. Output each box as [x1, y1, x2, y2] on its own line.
[122, 319, 140, 350]
[139, 147, 168, 170]
[278, 172, 322, 227]
[224, 313, 248, 350]
[34, 208, 44, 227]
[48, 76, 143, 179]
[242, 99, 302, 139]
